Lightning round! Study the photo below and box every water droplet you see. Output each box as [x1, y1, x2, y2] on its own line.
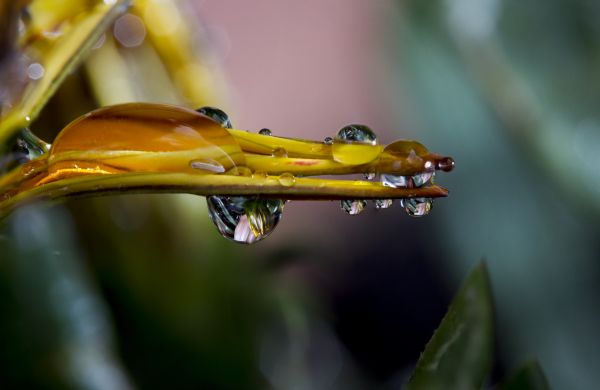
[401, 198, 433, 217]
[226, 166, 253, 177]
[381, 174, 410, 188]
[437, 156, 455, 172]
[189, 158, 225, 173]
[206, 196, 284, 244]
[341, 199, 366, 215]
[374, 199, 393, 209]
[336, 124, 377, 145]
[272, 147, 288, 158]
[278, 173, 295, 187]
[259, 128, 272, 136]
[412, 171, 434, 187]
[364, 172, 376, 180]
[1, 128, 50, 174]
[196, 106, 232, 129]
[27, 63, 45, 80]
[324, 137, 333, 145]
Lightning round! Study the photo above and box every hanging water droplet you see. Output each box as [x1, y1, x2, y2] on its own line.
[189, 158, 225, 173]
[374, 199, 393, 209]
[196, 106, 232, 129]
[324, 137, 333, 145]
[381, 174, 410, 188]
[259, 128, 272, 136]
[272, 147, 288, 158]
[341, 199, 366, 215]
[0, 127, 50, 174]
[335, 124, 377, 145]
[206, 196, 284, 244]
[364, 172, 376, 180]
[278, 173, 295, 187]
[401, 198, 433, 217]
[412, 171, 434, 187]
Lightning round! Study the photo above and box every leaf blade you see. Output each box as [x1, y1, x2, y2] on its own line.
[406, 262, 494, 390]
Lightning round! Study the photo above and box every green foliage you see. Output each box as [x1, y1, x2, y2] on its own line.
[406, 263, 494, 389]
[499, 361, 551, 390]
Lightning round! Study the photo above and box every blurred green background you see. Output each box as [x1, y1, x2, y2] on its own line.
[1, 0, 599, 389]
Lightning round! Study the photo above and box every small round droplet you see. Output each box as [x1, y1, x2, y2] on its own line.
[259, 128, 272, 136]
[206, 196, 284, 244]
[381, 174, 410, 188]
[412, 171, 434, 187]
[336, 124, 377, 145]
[324, 137, 333, 145]
[401, 198, 433, 217]
[341, 199, 366, 215]
[272, 147, 288, 158]
[437, 156, 455, 172]
[374, 199, 393, 209]
[278, 173, 296, 187]
[364, 172, 376, 180]
[196, 106, 232, 129]
[190, 158, 225, 173]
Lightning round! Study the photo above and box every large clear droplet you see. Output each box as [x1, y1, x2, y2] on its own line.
[401, 198, 433, 217]
[381, 174, 410, 188]
[259, 128, 272, 136]
[206, 196, 284, 244]
[412, 171, 434, 187]
[335, 124, 377, 145]
[0, 127, 50, 174]
[196, 106, 232, 129]
[340, 199, 366, 215]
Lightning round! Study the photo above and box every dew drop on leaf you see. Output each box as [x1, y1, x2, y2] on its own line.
[196, 106, 232, 129]
[381, 174, 410, 188]
[206, 196, 284, 244]
[341, 199, 366, 215]
[412, 171, 434, 187]
[374, 199, 393, 209]
[335, 124, 377, 145]
[401, 197, 433, 217]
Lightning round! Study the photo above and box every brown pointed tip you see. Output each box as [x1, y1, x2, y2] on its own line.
[437, 156, 455, 172]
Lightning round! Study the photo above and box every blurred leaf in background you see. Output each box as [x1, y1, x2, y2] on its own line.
[386, 0, 600, 388]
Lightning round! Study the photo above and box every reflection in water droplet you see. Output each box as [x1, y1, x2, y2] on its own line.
[324, 137, 333, 145]
[374, 199, 393, 209]
[196, 106, 232, 129]
[206, 196, 284, 244]
[278, 173, 295, 187]
[364, 172, 376, 180]
[341, 199, 366, 215]
[412, 171, 434, 187]
[336, 124, 377, 145]
[1, 128, 50, 174]
[401, 198, 433, 217]
[272, 147, 288, 158]
[259, 128, 272, 136]
[189, 158, 225, 173]
[381, 174, 410, 188]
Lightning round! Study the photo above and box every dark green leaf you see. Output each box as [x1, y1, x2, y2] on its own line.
[498, 361, 551, 390]
[406, 262, 494, 390]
